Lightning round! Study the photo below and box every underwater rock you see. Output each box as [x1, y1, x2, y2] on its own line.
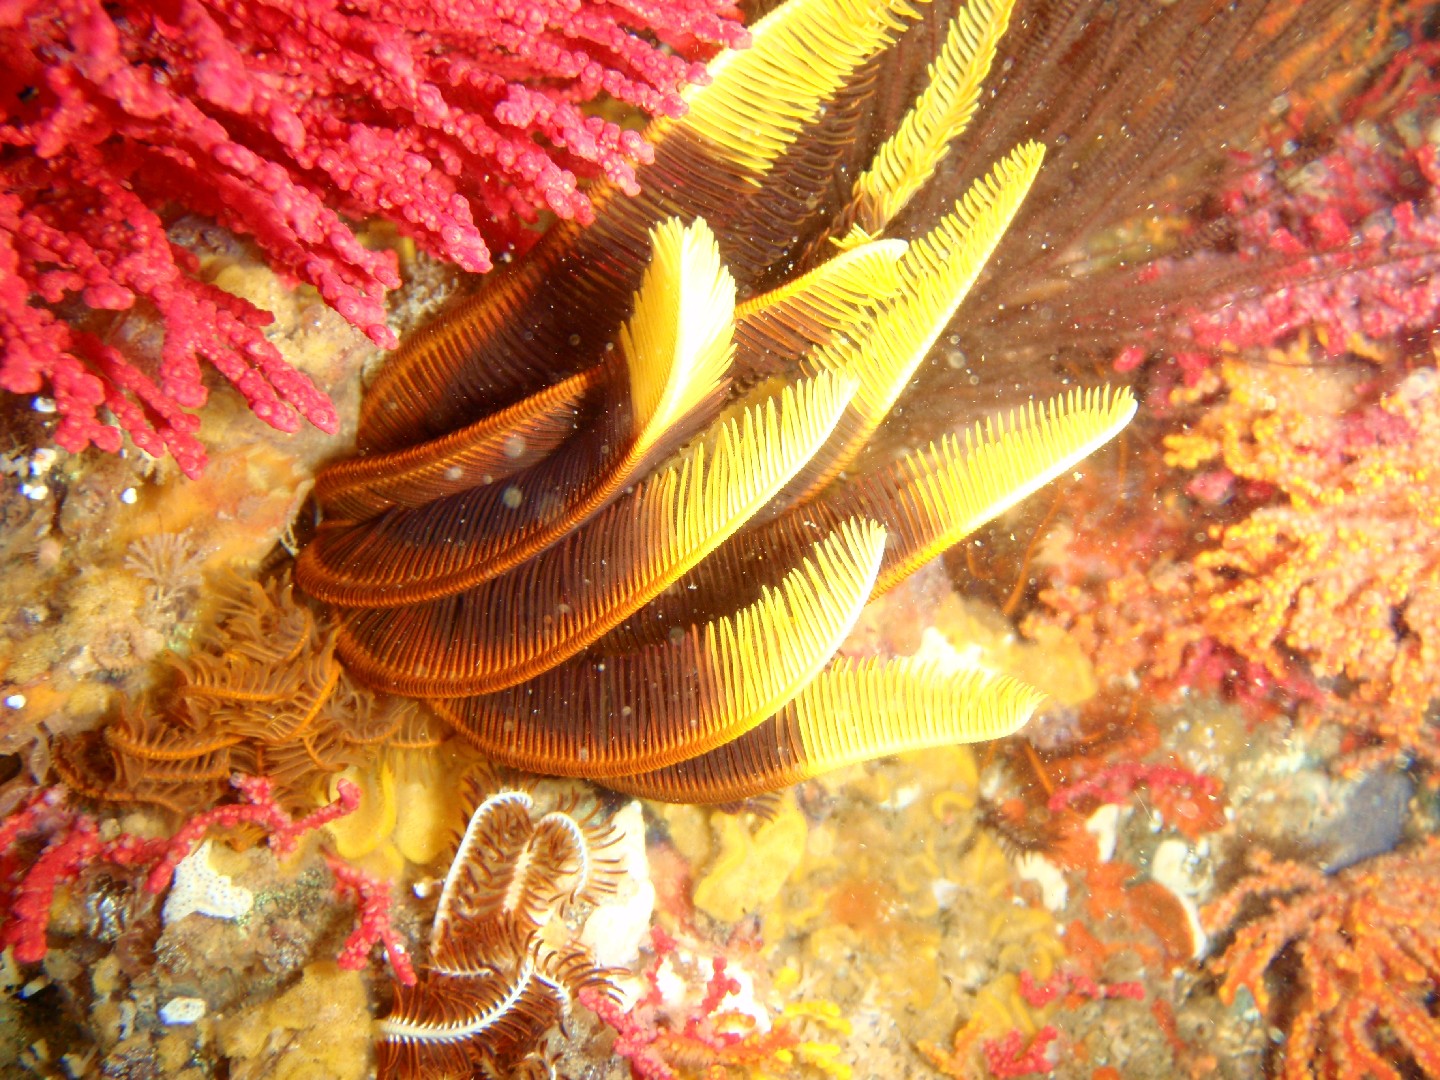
[1317, 768, 1414, 872]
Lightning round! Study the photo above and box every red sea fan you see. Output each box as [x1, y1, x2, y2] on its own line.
[0, 0, 746, 476]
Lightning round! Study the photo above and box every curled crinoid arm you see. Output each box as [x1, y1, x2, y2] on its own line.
[385, 941, 618, 1077]
[530, 799, 627, 909]
[426, 786, 615, 943]
[336, 371, 859, 696]
[498, 818, 590, 932]
[377, 945, 569, 1080]
[429, 789, 538, 948]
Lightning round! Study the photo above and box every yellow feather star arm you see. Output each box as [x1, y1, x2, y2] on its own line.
[861, 383, 1138, 593]
[786, 141, 1045, 504]
[608, 657, 1044, 802]
[676, 0, 922, 180]
[733, 238, 906, 380]
[622, 218, 736, 461]
[735, 238, 907, 323]
[334, 371, 860, 696]
[596, 385, 1136, 648]
[430, 519, 888, 777]
[846, 0, 1018, 239]
[297, 218, 735, 608]
[296, 0, 1160, 811]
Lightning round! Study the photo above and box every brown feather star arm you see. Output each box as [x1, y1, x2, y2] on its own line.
[837, 0, 1019, 246]
[778, 141, 1046, 510]
[600, 385, 1137, 651]
[298, 385, 625, 607]
[334, 370, 859, 696]
[428, 518, 887, 778]
[296, 218, 737, 608]
[356, 0, 920, 454]
[608, 658, 1044, 803]
[313, 366, 605, 523]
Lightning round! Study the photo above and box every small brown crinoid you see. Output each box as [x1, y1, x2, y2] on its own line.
[295, 0, 1136, 803]
[377, 783, 626, 1079]
[55, 573, 414, 815]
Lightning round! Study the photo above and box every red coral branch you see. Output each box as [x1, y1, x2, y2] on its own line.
[0, 787, 166, 962]
[580, 985, 679, 1080]
[325, 851, 416, 986]
[981, 1026, 1062, 1079]
[1018, 968, 1146, 1007]
[0, 774, 359, 964]
[1180, 138, 1440, 364]
[580, 927, 810, 1080]
[143, 773, 359, 893]
[1116, 103, 1440, 393]
[0, 0, 745, 475]
[1048, 760, 1224, 837]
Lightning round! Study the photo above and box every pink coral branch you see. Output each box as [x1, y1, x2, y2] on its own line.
[689, 957, 742, 1033]
[0, 787, 173, 962]
[1112, 100, 1440, 391]
[1018, 968, 1145, 1007]
[580, 929, 793, 1080]
[580, 985, 678, 1080]
[1048, 761, 1221, 814]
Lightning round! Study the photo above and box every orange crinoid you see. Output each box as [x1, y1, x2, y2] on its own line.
[296, 0, 1135, 803]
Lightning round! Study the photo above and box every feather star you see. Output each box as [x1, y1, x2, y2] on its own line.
[295, 0, 1136, 804]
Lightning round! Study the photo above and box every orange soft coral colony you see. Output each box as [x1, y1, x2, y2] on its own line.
[296, 0, 1137, 803]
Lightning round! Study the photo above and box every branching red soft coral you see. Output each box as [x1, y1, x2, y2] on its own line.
[1178, 137, 1440, 367]
[1206, 840, 1440, 1080]
[1112, 76, 1440, 392]
[0, 0, 745, 476]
